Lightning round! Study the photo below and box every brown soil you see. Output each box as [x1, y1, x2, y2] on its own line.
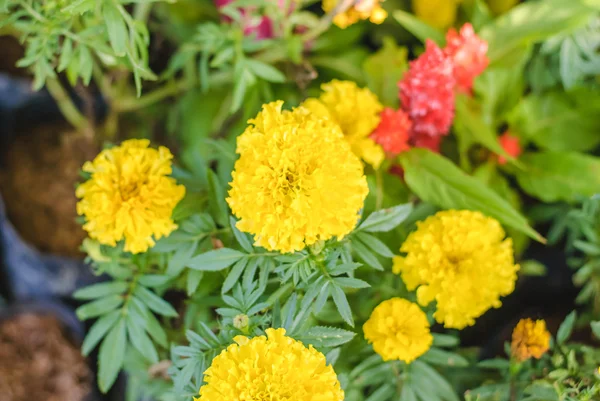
[0, 37, 27, 77]
[0, 313, 92, 401]
[0, 125, 98, 257]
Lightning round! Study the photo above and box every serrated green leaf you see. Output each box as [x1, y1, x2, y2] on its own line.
[331, 284, 353, 327]
[103, 2, 128, 56]
[393, 9, 445, 45]
[126, 315, 158, 364]
[74, 281, 128, 300]
[557, 310, 577, 344]
[399, 148, 543, 243]
[82, 310, 121, 356]
[98, 318, 126, 393]
[358, 203, 413, 232]
[222, 257, 249, 294]
[187, 248, 245, 271]
[352, 239, 383, 271]
[133, 286, 178, 317]
[76, 294, 123, 320]
[230, 216, 253, 253]
[298, 326, 356, 347]
[333, 277, 371, 289]
[354, 232, 394, 258]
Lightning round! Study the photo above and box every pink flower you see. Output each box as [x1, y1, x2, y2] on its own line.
[370, 108, 412, 156]
[444, 23, 489, 93]
[215, 0, 294, 39]
[399, 40, 456, 139]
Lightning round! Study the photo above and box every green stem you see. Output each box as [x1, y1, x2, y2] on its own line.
[45, 78, 92, 135]
[133, 2, 152, 21]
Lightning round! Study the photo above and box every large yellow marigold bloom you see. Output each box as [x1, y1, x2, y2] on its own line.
[302, 80, 385, 169]
[363, 298, 433, 363]
[76, 139, 185, 254]
[323, 0, 387, 29]
[227, 101, 368, 253]
[412, 0, 461, 30]
[393, 210, 520, 329]
[197, 328, 344, 401]
[511, 318, 551, 362]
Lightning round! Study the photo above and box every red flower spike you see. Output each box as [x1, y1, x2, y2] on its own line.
[498, 132, 521, 165]
[370, 108, 412, 156]
[412, 134, 443, 153]
[444, 23, 489, 93]
[399, 40, 456, 139]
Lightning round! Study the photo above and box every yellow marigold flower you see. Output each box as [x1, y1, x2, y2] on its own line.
[363, 298, 433, 363]
[196, 328, 344, 401]
[76, 139, 185, 254]
[412, 0, 462, 30]
[511, 318, 551, 362]
[323, 0, 387, 29]
[393, 210, 520, 329]
[302, 80, 385, 169]
[227, 101, 368, 253]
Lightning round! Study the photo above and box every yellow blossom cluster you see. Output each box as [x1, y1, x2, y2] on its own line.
[393, 210, 520, 329]
[227, 101, 369, 253]
[303, 80, 385, 169]
[511, 318, 551, 362]
[76, 139, 185, 254]
[363, 298, 433, 363]
[323, 0, 387, 29]
[196, 328, 344, 401]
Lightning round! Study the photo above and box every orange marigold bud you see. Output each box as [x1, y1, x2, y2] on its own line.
[511, 318, 551, 362]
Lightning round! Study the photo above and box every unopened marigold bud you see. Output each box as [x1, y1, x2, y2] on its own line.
[233, 314, 250, 333]
[511, 318, 551, 362]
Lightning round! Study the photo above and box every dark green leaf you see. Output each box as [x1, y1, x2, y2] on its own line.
[126, 316, 158, 364]
[421, 347, 469, 367]
[432, 333, 459, 348]
[82, 310, 121, 356]
[230, 216, 253, 253]
[557, 310, 577, 344]
[187, 248, 245, 271]
[98, 318, 126, 393]
[222, 257, 249, 293]
[103, 2, 128, 56]
[133, 286, 178, 317]
[207, 169, 230, 227]
[354, 232, 394, 258]
[187, 270, 204, 296]
[297, 326, 356, 347]
[352, 239, 383, 271]
[76, 295, 123, 320]
[333, 277, 371, 289]
[363, 37, 408, 107]
[331, 284, 353, 327]
[591, 321, 600, 339]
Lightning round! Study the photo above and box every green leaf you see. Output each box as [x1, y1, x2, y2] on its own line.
[512, 151, 600, 202]
[421, 347, 469, 367]
[297, 326, 356, 347]
[207, 169, 230, 227]
[133, 286, 178, 317]
[222, 257, 249, 293]
[358, 203, 413, 232]
[333, 277, 371, 289]
[76, 295, 123, 320]
[74, 281, 128, 300]
[477, 358, 510, 370]
[509, 89, 600, 152]
[166, 240, 197, 276]
[98, 318, 126, 393]
[365, 383, 396, 401]
[432, 333, 459, 348]
[137, 274, 172, 287]
[354, 232, 394, 258]
[82, 310, 121, 356]
[524, 383, 559, 401]
[230, 217, 253, 253]
[480, 0, 594, 65]
[187, 270, 204, 295]
[412, 360, 461, 401]
[454, 95, 512, 160]
[245, 59, 286, 83]
[399, 148, 543, 242]
[400, 384, 418, 401]
[352, 238, 384, 271]
[103, 2, 128, 56]
[187, 248, 245, 271]
[331, 284, 354, 327]
[363, 37, 408, 107]
[392, 9, 445, 45]
[126, 316, 158, 364]
[591, 321, 600, 339]
[557, 310, 577, 344]
[58, 38, 74, 72]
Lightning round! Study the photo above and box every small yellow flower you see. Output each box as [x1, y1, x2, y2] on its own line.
[511, 318, 551, 362]
[302, 80, 385, 169]
[393, 210, 520, 329]
[196, 328, 344, 401]
[323, 0, 387, 28]
[227, 101, 368, 253]
[76, 139, 185, 254]
[363, 298, 433, 363]
[412, 0, 462, 30]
